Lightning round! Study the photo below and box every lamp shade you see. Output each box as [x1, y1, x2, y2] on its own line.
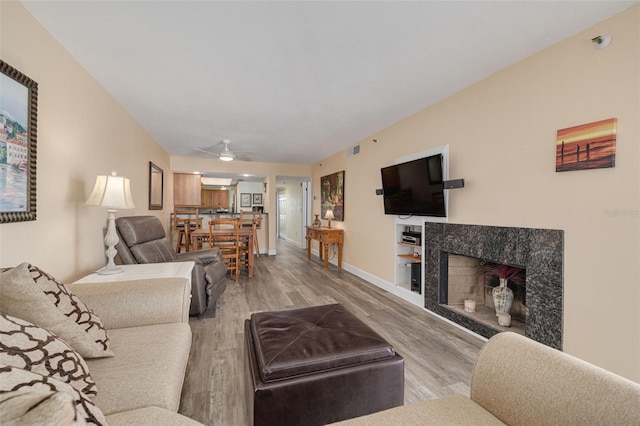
[86, 172, 135, 209]
[324, 209, 335, 220]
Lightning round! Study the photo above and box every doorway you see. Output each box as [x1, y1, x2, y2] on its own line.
[275, 177, 312, 248]
[277, 189, 287, 239]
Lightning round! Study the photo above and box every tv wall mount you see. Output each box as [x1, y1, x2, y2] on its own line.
[376, 179, 464, 195]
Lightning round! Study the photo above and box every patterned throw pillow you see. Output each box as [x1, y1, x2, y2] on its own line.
[0, 314, 97, 397]
[0, 363, 107, 425]
[0, 263, 113, 358]
[26, 263, 111, 352]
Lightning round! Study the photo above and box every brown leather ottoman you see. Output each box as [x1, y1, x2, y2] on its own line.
[244, 304, 404, 426]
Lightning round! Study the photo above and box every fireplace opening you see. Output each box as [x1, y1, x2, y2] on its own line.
[440, 254, 526, 336]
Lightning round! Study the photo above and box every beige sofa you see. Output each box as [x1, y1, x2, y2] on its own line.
[335, 332, 640, 425]
[68, 277, 203, 425]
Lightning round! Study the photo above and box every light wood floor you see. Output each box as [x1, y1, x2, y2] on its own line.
[179, 239, 485, 426]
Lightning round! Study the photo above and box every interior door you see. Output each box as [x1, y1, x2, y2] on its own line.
[277, 190, 287, 239]
[301, 181, 310, 249]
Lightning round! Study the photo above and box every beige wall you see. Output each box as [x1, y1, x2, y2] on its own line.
[237, 181, 264, 211]
[313, 6, 640, 382]
[0, 2, 172, 281]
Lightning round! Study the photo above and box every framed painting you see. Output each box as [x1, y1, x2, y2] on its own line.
[0, 60, 38, 223]
[556, 118, 617, 172]
[240, 192, 252, 207]
[320, 170, 345, 221]
[148, 162, 163, 210]
[252, 193, 262, 205]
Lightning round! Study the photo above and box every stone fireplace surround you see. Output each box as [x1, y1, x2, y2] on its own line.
[423, 222, 564, 350]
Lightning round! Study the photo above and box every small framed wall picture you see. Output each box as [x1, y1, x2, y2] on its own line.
[556, 118, 617, 172]
[240, 193, 252, 207]
[252, 193, 263, 205]
[148, 162, 163, 210]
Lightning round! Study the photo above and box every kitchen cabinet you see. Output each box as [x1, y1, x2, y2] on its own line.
[174, 173, 201, 207]
[201, 189, 229, 208]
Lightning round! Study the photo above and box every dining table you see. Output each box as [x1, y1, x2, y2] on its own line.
[190, 227, 256, 278]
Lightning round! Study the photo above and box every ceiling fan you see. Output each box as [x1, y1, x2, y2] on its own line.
[194, 140, 253, 162]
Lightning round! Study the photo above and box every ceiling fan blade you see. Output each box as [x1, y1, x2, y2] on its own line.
[195, 140, 254, 161]
[194, 147, 220, 156]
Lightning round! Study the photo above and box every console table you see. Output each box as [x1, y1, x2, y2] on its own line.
[306, 226, 344, 270]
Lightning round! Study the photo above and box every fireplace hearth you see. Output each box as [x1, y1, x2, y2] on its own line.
[423, 223, 563, 349]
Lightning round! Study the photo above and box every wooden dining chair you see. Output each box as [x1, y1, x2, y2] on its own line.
[208, 219, 240, 280]
[240, 211, 262, 257]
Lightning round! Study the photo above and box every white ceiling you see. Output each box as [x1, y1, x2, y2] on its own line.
[23, 1, 635, 165]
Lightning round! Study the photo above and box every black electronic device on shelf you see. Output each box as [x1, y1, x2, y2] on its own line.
[411, 263, 421, 293]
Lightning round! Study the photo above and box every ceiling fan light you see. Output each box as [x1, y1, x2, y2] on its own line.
[219, 153, 234, 161]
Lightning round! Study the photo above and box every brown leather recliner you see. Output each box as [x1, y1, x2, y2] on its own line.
[114, 216, 227, 316]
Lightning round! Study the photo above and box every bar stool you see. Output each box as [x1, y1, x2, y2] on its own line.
[238, 219, 257, 274]
[240, 211, 262, 257]
[173, 208, 200, 253]
[175, 218, 191, 253]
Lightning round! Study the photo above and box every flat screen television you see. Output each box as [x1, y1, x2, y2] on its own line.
[380, 154, 446, 217]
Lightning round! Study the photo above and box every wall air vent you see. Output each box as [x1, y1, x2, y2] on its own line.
[347, 144, 360, 157]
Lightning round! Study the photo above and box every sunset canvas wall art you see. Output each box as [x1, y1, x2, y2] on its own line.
[556, 118, 616, 172]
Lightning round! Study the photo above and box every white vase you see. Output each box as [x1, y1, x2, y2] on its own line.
[492, 278, 514, 317]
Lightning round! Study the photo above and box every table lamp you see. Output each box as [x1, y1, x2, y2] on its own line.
[324, 209, 335, 228]
[86, 171, 135, 274]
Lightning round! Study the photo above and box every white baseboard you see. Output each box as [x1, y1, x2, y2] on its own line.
[280, 236, 303, 248]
